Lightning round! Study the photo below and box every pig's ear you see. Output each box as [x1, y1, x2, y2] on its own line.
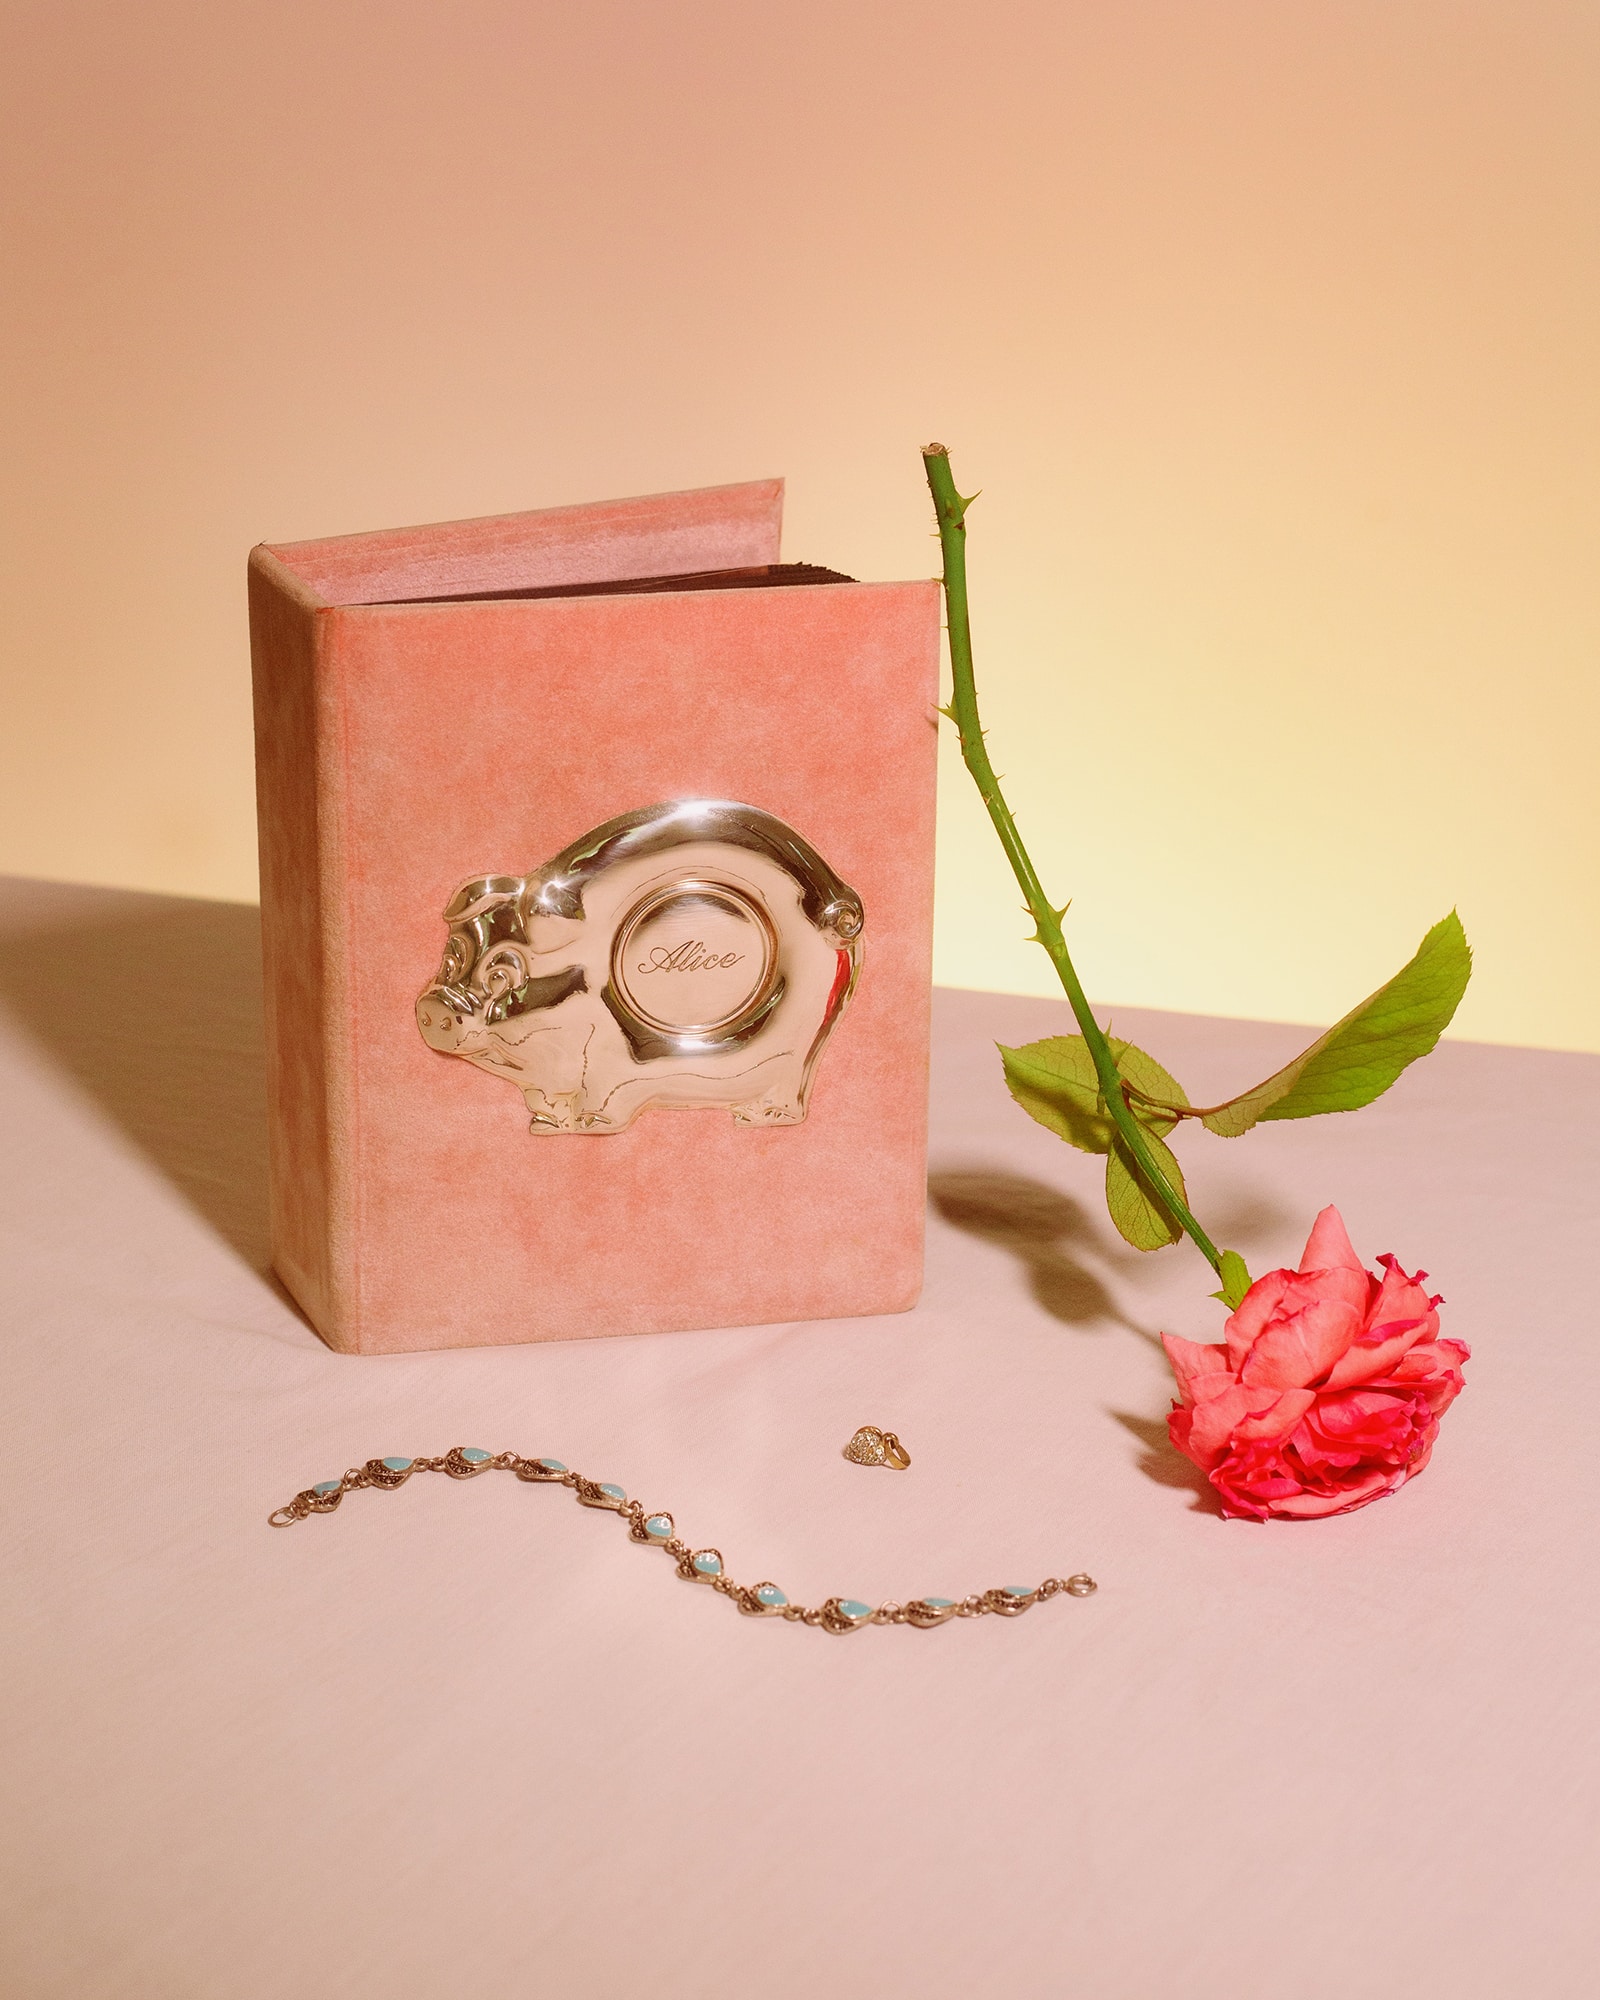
[443, 879, 492, 922]
[445, 875, 525, 922]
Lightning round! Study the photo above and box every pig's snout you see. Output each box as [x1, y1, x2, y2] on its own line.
[416, 988, 470, 1051]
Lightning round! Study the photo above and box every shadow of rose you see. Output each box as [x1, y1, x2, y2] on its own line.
[1110, 1410, 1221, 1514]
[929, 1165, 1248, 1505]
[928, 1166, 1160, 1344]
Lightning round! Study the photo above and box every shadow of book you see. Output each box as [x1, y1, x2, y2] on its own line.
[0, 879, 271, 1270]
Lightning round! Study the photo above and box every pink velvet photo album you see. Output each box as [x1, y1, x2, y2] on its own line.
[248, 478, 941, 1353]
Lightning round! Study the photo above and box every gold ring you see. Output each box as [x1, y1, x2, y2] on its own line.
[843, 1426, 912, 1470]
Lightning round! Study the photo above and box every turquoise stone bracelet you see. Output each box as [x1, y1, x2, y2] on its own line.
[269, 1447, 1097, 1634]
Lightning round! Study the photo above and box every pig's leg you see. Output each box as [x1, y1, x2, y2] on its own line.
[494, 1018, 588, 1133]
[729, 1047, 808, 1125]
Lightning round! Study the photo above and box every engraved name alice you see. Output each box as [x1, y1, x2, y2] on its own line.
[636, 940, 746, 974]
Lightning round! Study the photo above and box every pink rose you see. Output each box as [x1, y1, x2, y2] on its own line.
[1162, 1206, 1469, 1521]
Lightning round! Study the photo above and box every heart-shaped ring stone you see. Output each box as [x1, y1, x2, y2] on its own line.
[843, 1426, 910, 1469]
[844, 1425, 888, 1465]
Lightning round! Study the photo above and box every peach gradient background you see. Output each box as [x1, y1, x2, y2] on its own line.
[2, 1, 1595, 1050]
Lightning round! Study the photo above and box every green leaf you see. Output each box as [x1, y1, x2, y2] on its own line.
[1000, 1036, 1102, 1150]
[1000, 1036, 1188, 1155]
[1105, 1127, 1188, 1250]
[1194, 912, 1473, 1136]
[1209, 1249, 1253, 1310]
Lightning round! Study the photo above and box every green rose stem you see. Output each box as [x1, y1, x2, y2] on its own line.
[922, 442, 1231, 1285]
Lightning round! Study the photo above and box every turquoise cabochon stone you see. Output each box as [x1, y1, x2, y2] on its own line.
[837, 1599, 873, 1621]
[313, 1481, 341, 1495]
[921, 1598, 955, 1609]
[462, 1448, 490, 1464]
[755, 1585, 788, 1607]
[535, 1459, 567, 1473]
[692, 1552, 722, 1575]
[1002, 1584, 1035, 1598]
[381, 1457, 413, 1472]
[643, 1515, 673, 1539]
[598, 1483, 626, 1501]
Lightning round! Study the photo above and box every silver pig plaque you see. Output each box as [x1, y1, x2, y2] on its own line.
[415, 800, 863, 1133]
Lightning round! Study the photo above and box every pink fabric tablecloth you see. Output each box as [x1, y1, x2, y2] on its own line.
[1, 877, 1595, 1999]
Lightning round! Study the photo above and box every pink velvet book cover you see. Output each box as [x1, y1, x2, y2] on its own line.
[248, 479, 941, 1352]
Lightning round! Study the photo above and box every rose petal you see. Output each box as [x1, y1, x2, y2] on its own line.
[1383, 1339, 1470, 1413]
[1210, 1446, 1304, 1520]
[1232, 1388, 1316, 1440]
[1185, 1383, 1309, 1468]
[1365, 1255, 1440, 1337]
[1323, 1312, 1436, 1390]
[1223, 1268, 1298, 1368]
[1300, 1386, 1434, 1468]
[1160, 1333, 1234, 1406]
[1176, 1384, 1251, 1467]
[1386, 1337, 1470, 1384]
[1180, 1384, 1258, 1468]
[1226, 1267, 1368, 1371]
[1240, 1298, 1362, 1389]
[1263, 1467, 1402, 1517]
[1299, 1205, 1364, 1275]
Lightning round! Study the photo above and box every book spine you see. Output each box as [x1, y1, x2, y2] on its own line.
[248, 552, 356, 1348]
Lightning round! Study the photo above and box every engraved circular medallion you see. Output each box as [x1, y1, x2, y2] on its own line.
[611, 881, 776, 1037]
